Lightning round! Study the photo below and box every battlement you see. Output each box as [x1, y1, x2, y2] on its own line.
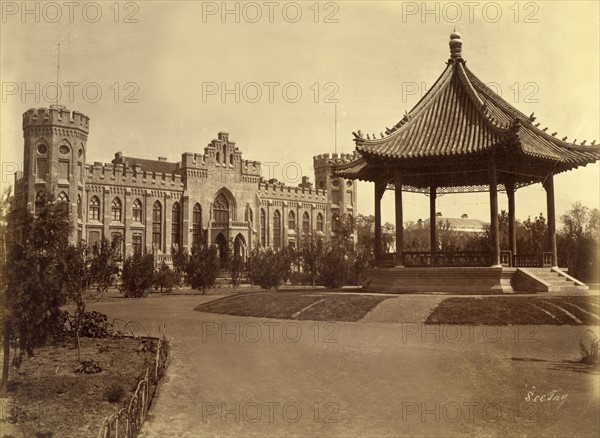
[86, 162, 184, 188]
[22, 105, 90, 133]
[257, 179, 326, 201]
[241, 159, 261, 176]
[313, 152, 356, 168]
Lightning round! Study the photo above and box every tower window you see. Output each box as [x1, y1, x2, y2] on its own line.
[111, 198, 122, 222]
[57, 192, 69, 215]
[77, 195, 82, 219]
[132, 199, 143, 222]
[35, 191, 46, 214]
[89, 196, 100, 221]
[59, 145, 70, 155]
[288, 211, 296, 230]
[37, 144, 48, 154]
[230, 154, 234, 165]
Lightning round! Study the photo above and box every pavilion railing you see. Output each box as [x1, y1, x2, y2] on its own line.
[376, 250, 513, 267]
[513, 252, 554, 268]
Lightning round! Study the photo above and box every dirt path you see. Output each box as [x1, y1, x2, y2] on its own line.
[86, 295, 600, 437]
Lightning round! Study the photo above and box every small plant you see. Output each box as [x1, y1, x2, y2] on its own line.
[105, 383, 126, 403]
[136, 339, 156, 353]
[97, 343, 110, 353]
[579, 329, 599, 364]
[75, 359, 103, 374]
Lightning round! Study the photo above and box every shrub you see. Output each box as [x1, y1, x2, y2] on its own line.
[121, 252, 155, 297]
[186, 243, 220, 293]
[78, 311, 113, 338]
[153, 262, 180, 293]
[105, 383, 126, 403]
[579, 329, 599, 365]
[317, 246, 349, 289]
[247, 248, 291, 290]
[75, 359, 103, 374]
[289, 271, 312, 286]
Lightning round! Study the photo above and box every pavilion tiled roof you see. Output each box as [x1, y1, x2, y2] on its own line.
[336, 33, 599, 185]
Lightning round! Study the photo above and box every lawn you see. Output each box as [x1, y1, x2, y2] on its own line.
[426, 295, 600, 325]
[1, 337, 157, 437]
[195, 292, 390, 321]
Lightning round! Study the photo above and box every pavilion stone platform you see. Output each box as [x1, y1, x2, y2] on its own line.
[334, 33, 599, 295]
[364, 267, 515, 294]
[362, 266, 588, 294]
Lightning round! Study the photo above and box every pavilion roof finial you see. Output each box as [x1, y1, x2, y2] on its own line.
[449, 31, 463, 60]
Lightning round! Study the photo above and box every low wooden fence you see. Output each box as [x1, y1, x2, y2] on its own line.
[97, 327, 170, 438]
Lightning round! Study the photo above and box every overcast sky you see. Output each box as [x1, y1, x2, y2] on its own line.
[2, 1, 598, 225]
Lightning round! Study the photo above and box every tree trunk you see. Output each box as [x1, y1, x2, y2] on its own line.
[1, 322, 11, 397]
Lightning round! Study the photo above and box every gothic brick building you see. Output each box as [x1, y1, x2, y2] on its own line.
[13, 105, 357, 260]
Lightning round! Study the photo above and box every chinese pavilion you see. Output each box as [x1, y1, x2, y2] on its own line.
[335, 32, 600, 293]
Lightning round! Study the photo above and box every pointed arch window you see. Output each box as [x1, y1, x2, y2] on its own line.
[213, 193, 230, 223]
[57, 191, 69, 214]
[302, 212, 310, 233]
[288, 211, 296, 230]
[132, 199, 143, 222]
[152, 201, 162, 248]
[35, 191, 46, 214]
[89, 196, 100, 221]
[260, 209, 266, 247]
[111, 198, 122, 222]
[317, 213, 324, 232]
[193, 203, 203, 244]
[273, 210, 282, 250]
[171, 202, 181, 248]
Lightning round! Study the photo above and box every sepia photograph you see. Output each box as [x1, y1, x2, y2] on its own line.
[1, 1, 599, 437]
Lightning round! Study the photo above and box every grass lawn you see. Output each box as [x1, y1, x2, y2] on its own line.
[1, 337, 157, 437]
[195, 293, 390, 321]
[426, 295, 600, 325]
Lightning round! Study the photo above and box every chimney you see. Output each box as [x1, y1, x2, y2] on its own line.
[461, 213, 468, 219]
[436, 212, 442, 217]
[158, 156, 167, 162]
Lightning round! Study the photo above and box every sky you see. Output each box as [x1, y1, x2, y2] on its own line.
[1, 1, 599, 226]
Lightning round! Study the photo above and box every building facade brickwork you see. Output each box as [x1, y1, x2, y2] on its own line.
[14, 105, 358, 259]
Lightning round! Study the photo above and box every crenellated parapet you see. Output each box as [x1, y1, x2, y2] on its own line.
[313, 152, 357, 170]
[257, 179, 327, 202]
[22, 105, 89, 138]
[85, 162, 184, 189]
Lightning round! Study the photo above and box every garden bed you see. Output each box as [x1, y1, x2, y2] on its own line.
[1, 336, 157, 437]
[426, 295, 600, 325]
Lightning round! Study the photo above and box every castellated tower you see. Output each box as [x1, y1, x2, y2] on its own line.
[16, 105, 90, 242]
[313, 153, 358, 245]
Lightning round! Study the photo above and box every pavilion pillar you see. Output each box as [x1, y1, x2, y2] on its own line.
[374, 181, 384, 266]
[506, 182, 517, 266]
[429, 186, 437, 253]
[544, 174, 558, 267]
[488, 162, 501, 267]
[394, 170, 404, 267]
